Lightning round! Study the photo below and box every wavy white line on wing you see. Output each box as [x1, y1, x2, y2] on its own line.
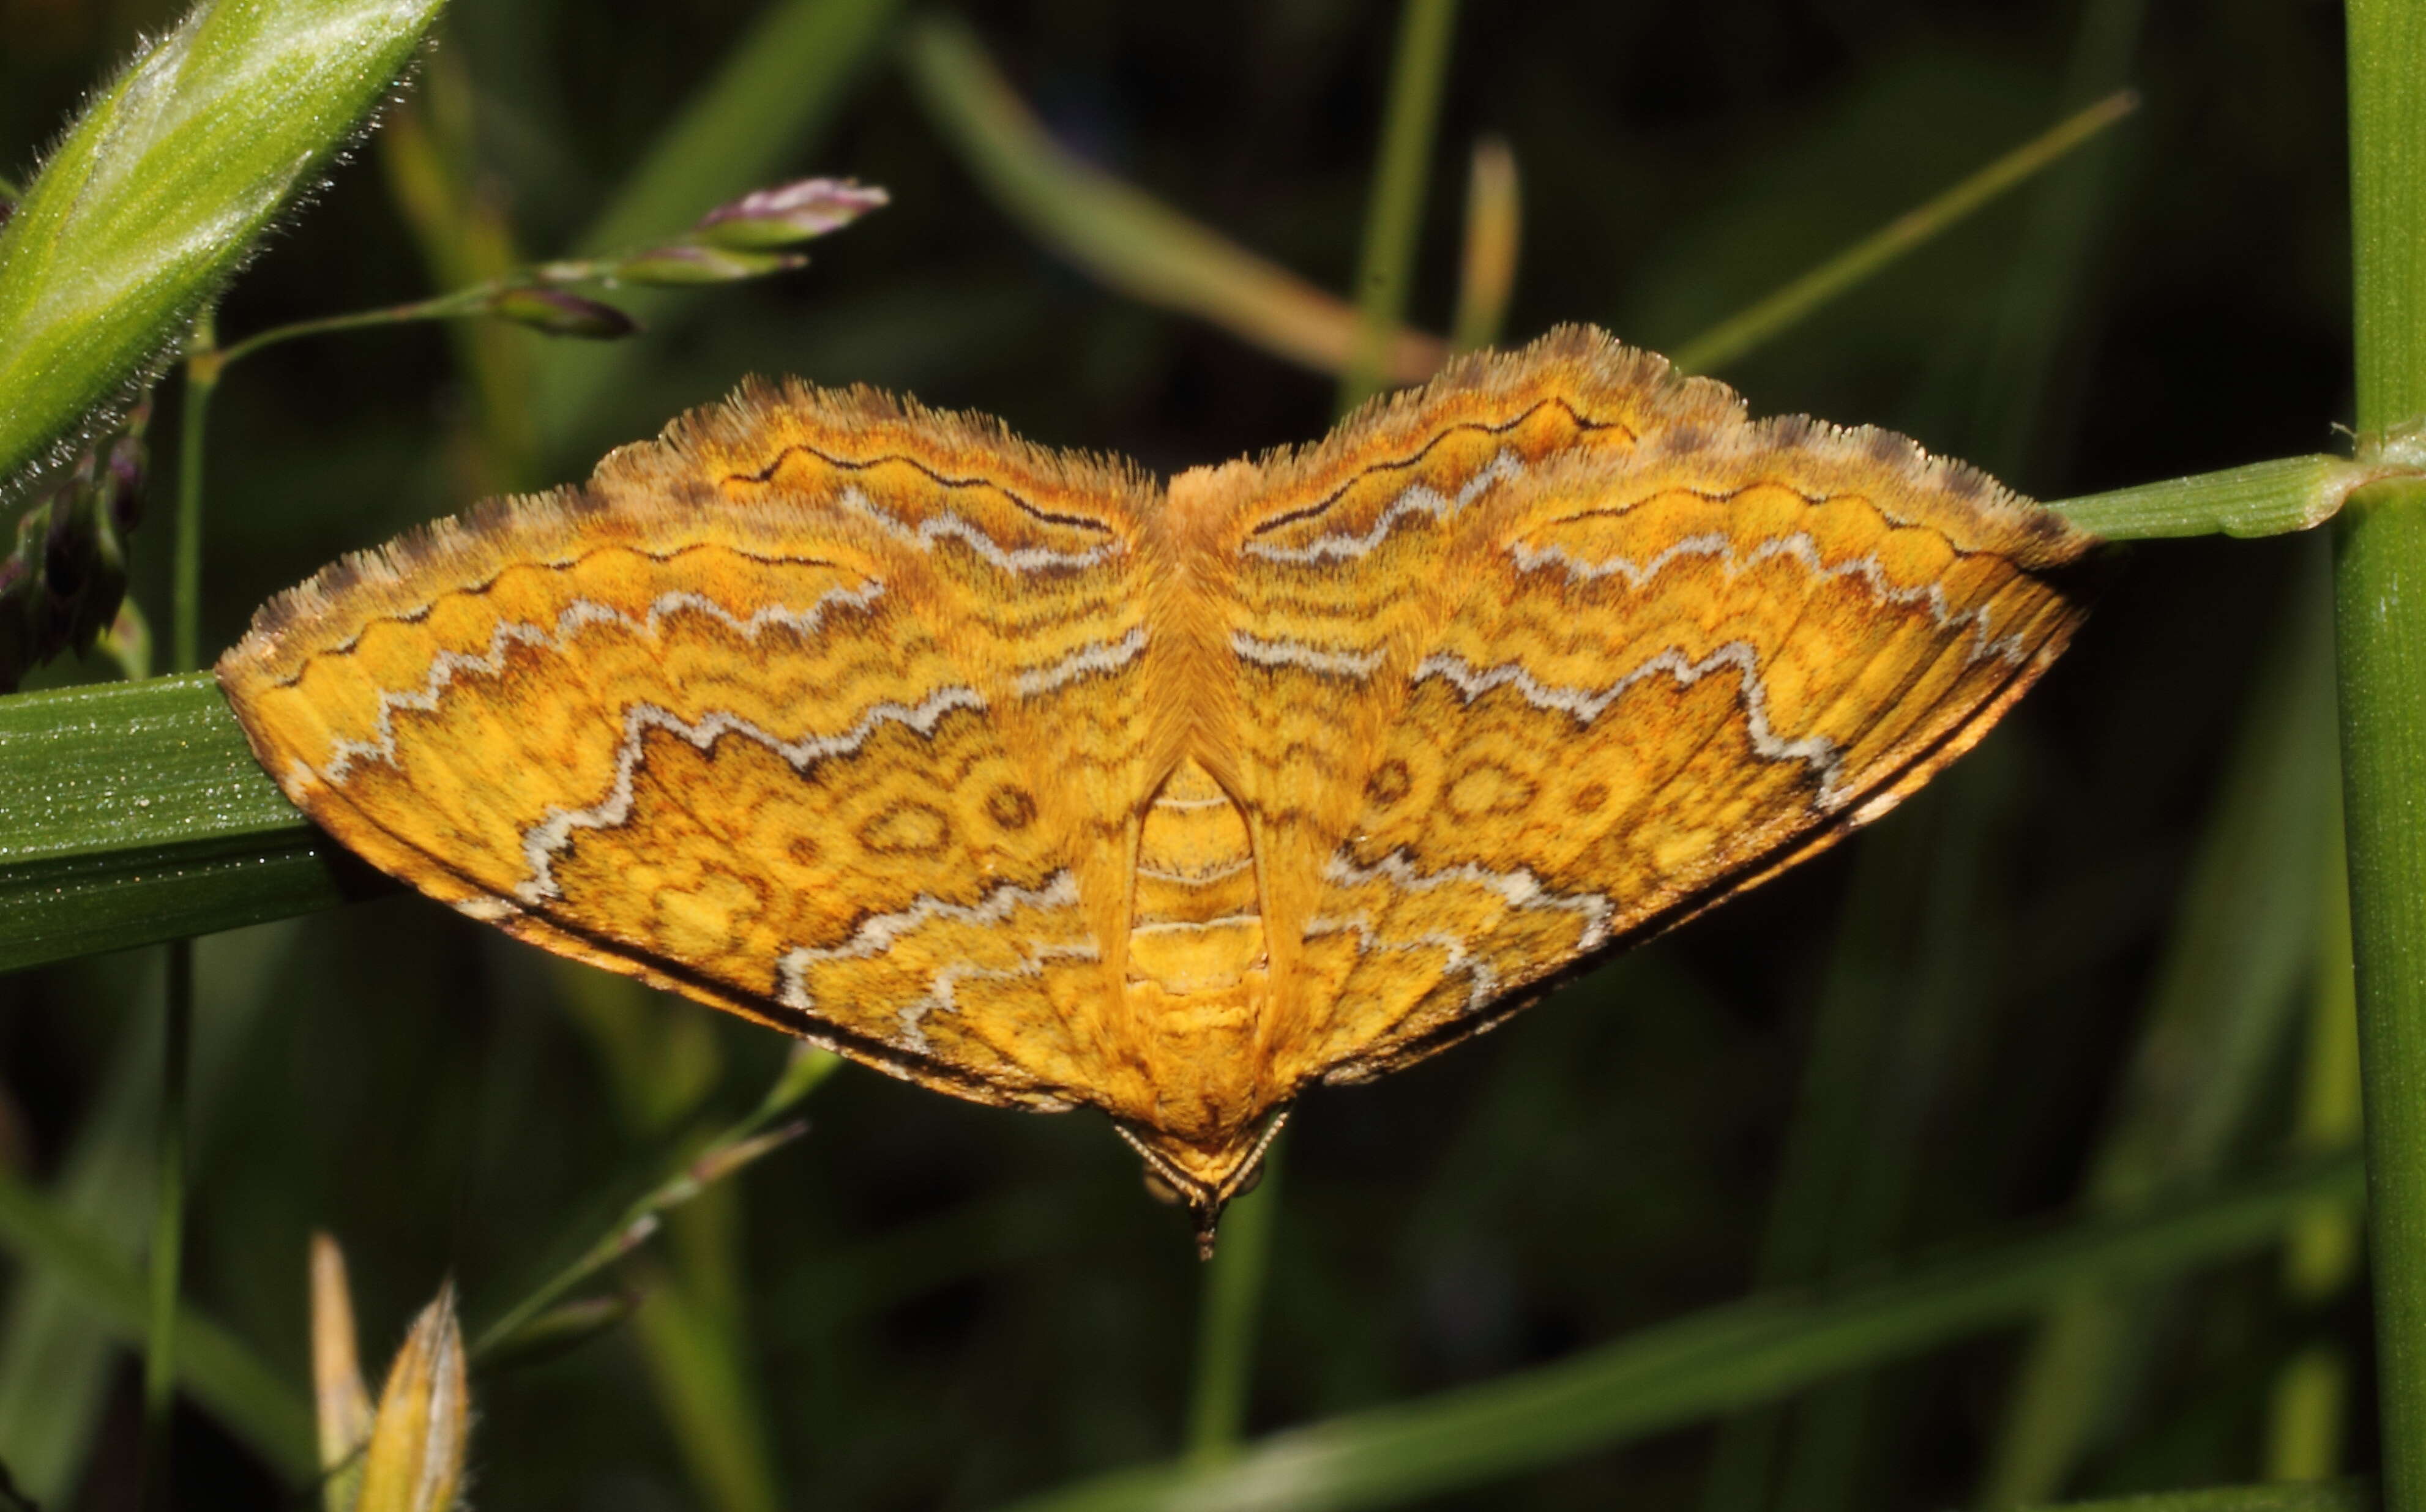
[1244, 449, 1524, 563]
[1230, 631, 1386, 679]
[1510, 530, 2033, 663]
[513, 685, 985, 903]
[1319, 848, 1613, 953]
[890, 943, 1103, 1054]
[1302, 914, 1500, 1008]
[842, 484, 1118, 572]
[1012, 626, 1148, 698]
[1416, 642, 1847, 801]
[771, 872, 1094, 1052]
[316, 583, 886, 783]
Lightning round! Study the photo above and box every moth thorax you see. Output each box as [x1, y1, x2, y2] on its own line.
[1126, 759, 1266, 994]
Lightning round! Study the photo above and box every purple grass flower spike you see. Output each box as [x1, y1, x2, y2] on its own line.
[694, 177, 889, 250]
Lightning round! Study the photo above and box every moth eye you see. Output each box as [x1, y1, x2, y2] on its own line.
[1141, 1169, 1184, 1206]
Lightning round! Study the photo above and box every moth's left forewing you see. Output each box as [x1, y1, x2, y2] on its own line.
[217, 381, 1169, 1114]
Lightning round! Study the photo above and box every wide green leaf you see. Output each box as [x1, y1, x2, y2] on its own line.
[0, 675, 380, 971]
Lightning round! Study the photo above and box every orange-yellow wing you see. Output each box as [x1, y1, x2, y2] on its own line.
[216, 382, 1166, 1112]
[1196, 327, 2093, 1095]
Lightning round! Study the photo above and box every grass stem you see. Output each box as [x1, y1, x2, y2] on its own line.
[140, 306, 218, 1512]
[1184, 1141, 1283, 1464]
[2336, 4, 2426, 1504]
[1668, 91, 2138, 378]
[170, 310, 215, 678]
[900, 18, 1445, 388]
[1448, 139, 1520, 354]
[1339, 0, 1462, 410]
[138, 946, 191, 1511]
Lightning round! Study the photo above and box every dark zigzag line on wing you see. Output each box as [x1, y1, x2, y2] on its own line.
[1236, 490, 2028, 630]
[267, 541, 856, 688]
[725, 444, 1123, 537]
[1245, 399, 1624, 538]
[1538, 484, 2012, 564]
[280, 562, 1132, 737]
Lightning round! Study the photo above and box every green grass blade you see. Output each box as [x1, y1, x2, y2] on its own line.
[0, 924, 292, 1502]
[1704, 765, 2002, 1512]
[2266, 794, 2365, 1478]
[1667, 92, 2137, 378]
[631, 1270, 782, 1512]
[0, 675, 382, 972]
[469, 1046, 835, 1361]
[996, 1156, 2361, 1512]
[0, 0, 446, 486]
[1969, 0, 2149, 477]
[2337, 2, 2426, 1503]
[1185, 1142, 1284, 1462]
[2021, 1484, 2374, 1512]
[576, 0, 900, 258]
[1337, 0, 1461, 409]
[900, 16, 1446, 385]
[529, 0, 906, 453]
[1447, 140, 1520, 355]
[1980, 552, 2340, 1505]
[2048, 456, 2398, 539]
[0, 1164, 315, 1481]
[2332, 467, 2426, 1506]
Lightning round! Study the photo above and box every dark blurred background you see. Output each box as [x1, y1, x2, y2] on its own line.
[0, 0, 2362, 1506]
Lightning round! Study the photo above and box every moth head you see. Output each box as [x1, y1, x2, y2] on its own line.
[1116, 1106, 1290, 1259]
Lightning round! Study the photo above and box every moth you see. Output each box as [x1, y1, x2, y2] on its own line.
[215, 326, 2091, 1253]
